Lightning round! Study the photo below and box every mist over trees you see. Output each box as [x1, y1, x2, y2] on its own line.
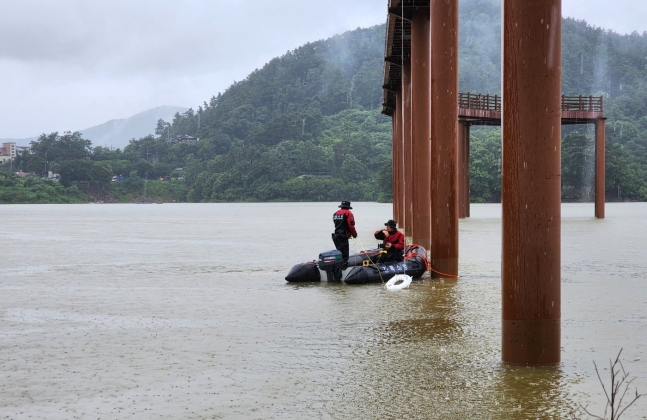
[3, 0, 647, 203]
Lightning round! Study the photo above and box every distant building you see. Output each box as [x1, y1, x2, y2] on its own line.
[44, 171, 60, 182]
[1, 143, 30, 164]
[170, 135, 199, 144]
[172, 167, 185, 181]
[1, 142, 16, 158]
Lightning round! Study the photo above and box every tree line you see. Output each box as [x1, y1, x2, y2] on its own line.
[2, 0, 647, 203]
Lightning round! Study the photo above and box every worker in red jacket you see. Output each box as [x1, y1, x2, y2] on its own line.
[374, 219, 405, 262]
[332, 200, 357, 268]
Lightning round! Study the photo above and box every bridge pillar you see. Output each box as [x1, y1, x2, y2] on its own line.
[402, 60, 413, 235]
[430, 0, 459, 276]
[411, 8, 431, 249]
[502, 0, 562, 365]
[595, 118, 606, 218]
[391, 109, 397, 223]
[458, 122, 470, 218]
[394, 92, 403, 227]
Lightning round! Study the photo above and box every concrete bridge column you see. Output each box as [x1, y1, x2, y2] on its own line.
[502, 0, 562, 365]
[410, 8, 431, 249]
[595, 118, 606, 218]
[430, 0, 459, 276]
[458, 122, 470, 219]
[402, 60, 413, 235]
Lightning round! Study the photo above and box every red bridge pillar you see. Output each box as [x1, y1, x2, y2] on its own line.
[411, 8, 431, 249]
[430, 0, 459, 276]
[394, 92, 403, 226]
[458, 122, 470, 218]
[595, 118, 606, 218]
[391, 95, 400, 225]
[402, 60, 413, 235]
[391, 108, 397, 223]
[502, 0, 562, 365]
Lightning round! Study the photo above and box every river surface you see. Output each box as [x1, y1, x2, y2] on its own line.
[0, 202, 646, 419]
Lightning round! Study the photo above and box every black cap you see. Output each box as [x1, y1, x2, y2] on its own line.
[338, 200, 352, 209]
[385, 219, 397, 229]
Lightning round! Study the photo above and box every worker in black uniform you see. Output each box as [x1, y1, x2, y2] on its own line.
[332, 200, 357, 268]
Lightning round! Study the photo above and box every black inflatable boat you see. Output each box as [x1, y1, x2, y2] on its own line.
[284, 248, 380, 283]
[285, 245, 428, 284]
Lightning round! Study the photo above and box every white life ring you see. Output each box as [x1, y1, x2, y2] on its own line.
[385, 274, 412, 291]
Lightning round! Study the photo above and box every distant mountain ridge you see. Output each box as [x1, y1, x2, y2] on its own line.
[79, 105, 188, 149]
[1, 105, 187, 150]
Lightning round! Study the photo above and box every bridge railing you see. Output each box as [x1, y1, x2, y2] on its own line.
[561, 95, 603, 112]
[459, 93, 500, 111]
[459, 93, 604, 112]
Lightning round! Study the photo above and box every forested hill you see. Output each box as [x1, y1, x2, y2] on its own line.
[200, 25, 385, 141]
[10, 0, 647, 203]
[157, 24, 393, 202]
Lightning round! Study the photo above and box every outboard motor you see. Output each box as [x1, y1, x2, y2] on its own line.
[317, 249, 344, 282]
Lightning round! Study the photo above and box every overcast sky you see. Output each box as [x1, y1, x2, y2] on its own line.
[1, 0, 646, 139]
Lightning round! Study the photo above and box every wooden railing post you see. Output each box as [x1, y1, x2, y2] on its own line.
[459, 92, 603, 113]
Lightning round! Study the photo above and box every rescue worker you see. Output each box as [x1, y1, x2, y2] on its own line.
[374, 219, 405, 263]
[332, 200, 357, 268]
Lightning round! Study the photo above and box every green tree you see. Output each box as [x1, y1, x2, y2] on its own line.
[30, 131, 92, 164]
[58, 159, 93, 186]
[561, 130, 595, 200]
[89, 162, 113, 188]
[470, 128, 501, 203]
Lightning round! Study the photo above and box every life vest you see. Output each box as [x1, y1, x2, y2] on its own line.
[333, 208, 357, 238]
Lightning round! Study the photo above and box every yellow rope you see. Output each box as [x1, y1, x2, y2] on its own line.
[352, 236, 387, 284]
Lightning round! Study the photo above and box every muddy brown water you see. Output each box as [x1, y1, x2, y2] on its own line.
[1, 202, 645, 419]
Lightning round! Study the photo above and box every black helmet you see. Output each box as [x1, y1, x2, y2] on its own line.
[338, 200, 352, 209]
[385, 219, 397, 229]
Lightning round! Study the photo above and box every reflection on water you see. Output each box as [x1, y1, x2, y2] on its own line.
[323, 279, 577, 419]
[0, 203, 645, 419]
[490, 366, 572, 419]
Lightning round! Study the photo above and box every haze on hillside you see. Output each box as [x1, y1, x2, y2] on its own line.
[1, 0, 646, 140]
[0, 106, 188, 150]
[78, 106, 187, 150]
